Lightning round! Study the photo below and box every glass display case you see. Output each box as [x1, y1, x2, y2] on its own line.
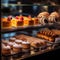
[1, 0, 60, 60]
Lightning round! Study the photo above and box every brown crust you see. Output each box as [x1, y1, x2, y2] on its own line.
[15, 34, 46, 47]
[37, 34, 54, 42]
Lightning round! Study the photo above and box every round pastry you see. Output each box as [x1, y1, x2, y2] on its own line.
[2, 45, 11, 55]
[37, 12, 49, 18]
[15, 40, 23, 45]
[37, 12, 49, 24]
[13, 43, 22, 53]
[50, 12, 60, 18]
[48, 12, 60, 22]
[9, 37, 16, 42]
[22, 41, 30, 49]
[8, 42, 15, 49]
[22, 41, 30, 52]
[2, 40, 9, 46]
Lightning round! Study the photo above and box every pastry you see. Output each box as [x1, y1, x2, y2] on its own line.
[11, 18, 17, 27]
[28, 15, 34, 25]
[15, 40, 23, 45]
[48, 12, 60, 22]
[32, 17, 39, 25]
[17, 20, 24, 26]
[2, 45, 11, 55]
[51, 29, 60, 35]
[23, 16, 29, 26]
[13, 34, 47, 48]
[2, 20, 11, 29]
[36, 28, 59, 42]
[13, 43, 22, 53]
[19, 37, 27, 41]
[31, 41, 40, 48]
[8, 42, 15, 49]
[1, 17, 12, 29]
[9, 37, 16, 42]
[37, 12, 49, 18]
[37, 12, 49, 24]
[37, 34, 54, 42]
[2, 40, 9, 46]
[22, 41, 30, 49]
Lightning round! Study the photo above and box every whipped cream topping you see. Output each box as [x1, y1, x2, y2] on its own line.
[2, 43, 5, 47]
[22, 41, 30, 44]
[15, 40, 23, 43]
[9, 37, 16, 40]
[8, 42, 15, 45]
[13, 43, 22, 48]
[2, 45, 11, 49]
[2, 40, 9, 43]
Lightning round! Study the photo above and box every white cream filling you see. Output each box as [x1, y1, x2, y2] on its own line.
[13, 43, 22, 48]
[8, 42, 15, 45]
[22, 41, 30, 44]
[2, 45, 11, 49]
[10, 37, 16, 40]
[15, 40, 23, 43]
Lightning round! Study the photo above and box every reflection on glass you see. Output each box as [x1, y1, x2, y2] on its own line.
[2, 33, 16, 39]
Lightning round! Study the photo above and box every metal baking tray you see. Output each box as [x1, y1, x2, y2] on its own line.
[1, 33, 60, 55]
[1, 31, 60, 60]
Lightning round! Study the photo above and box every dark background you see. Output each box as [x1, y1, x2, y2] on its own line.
[1, 0, 60, 17]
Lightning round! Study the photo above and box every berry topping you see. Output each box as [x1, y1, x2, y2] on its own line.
[15, 16, 19, 19]
[7, 16, 12, 21]
[20, 16, 24, 21]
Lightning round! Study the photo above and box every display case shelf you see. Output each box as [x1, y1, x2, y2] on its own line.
[1, 24, 54, 34]
[1, 46, 60, 60]
[1, 3, 60, 6]
[1, 22, 60, 34]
